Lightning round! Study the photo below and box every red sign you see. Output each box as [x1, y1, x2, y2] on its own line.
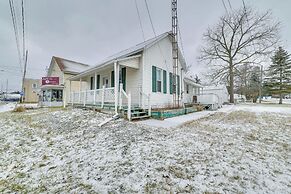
[42, 77, 59, 85]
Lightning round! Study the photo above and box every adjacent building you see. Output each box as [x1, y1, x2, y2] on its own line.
[23, 78, 41, 103]
[40, 56, 90, 107]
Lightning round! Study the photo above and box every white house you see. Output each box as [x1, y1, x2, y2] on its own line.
[68, 32, 202, 119]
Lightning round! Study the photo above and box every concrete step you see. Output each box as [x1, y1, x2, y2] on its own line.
[131, 115, 151, 120]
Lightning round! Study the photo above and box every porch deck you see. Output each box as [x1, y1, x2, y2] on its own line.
[69, 84, 151, 120]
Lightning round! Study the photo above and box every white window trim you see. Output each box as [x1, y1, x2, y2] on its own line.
[156, 68, 162, 93]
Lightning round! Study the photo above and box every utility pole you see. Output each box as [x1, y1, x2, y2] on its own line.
[21, 50, 28, 102]
[172, 0, 179, 107]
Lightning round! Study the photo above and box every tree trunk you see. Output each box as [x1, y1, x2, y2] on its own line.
[279, 62, 283, 104]
[229, 64, 234, 103]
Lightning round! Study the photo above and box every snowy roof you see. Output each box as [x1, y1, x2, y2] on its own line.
[203, 85, 227, 91]
[51, 56, 90, 75]
[184, 77, 203, 88]
[70, 32, 187, 79]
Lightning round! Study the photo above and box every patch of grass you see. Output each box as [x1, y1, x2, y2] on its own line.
[222, 111, 257, 124]
[144, 182, 158, 193]
[246, 133, 258, 141]
[0, 179, 29, 193]
[13, 106, 26, 112]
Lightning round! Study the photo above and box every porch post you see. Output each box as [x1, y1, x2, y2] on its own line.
[138, 85, 141, 107]
[94, 72, 97, 105]
[79, 78, 82, 103]
[101, 85, 105, 108]
[72, 91, 74, 107]
[114, 61, 119, 114]
[84, 90, 87, 106]
[128, 92, 131, 121]
[119, 83, 123, 110]
[63, 88, 66, 108]
[148, 94, 151, 116]
[69, 80, 72, 103]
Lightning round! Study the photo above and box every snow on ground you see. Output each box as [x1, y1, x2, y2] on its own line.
[0, 105, 290, 193]
[261, 98, 291, 104]
[16, 103, 39, 109]
[139, 105, 236, 128]
[233, 103, 291, 114]
[0, 102, 16, 113]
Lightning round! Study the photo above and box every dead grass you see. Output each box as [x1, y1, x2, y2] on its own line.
[12, 106, 26, 112]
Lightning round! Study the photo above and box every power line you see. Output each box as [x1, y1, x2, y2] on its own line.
[143, 0, 169, 70]
[144, 0, 157, 37]
[134, 0, 145, 42]
[9, 0, 23, 73]
[21, 0, 26, 61]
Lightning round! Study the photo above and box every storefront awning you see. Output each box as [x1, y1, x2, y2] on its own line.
[40, 85, 64, 90]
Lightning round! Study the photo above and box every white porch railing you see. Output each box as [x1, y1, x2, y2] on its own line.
[70, 83, 151, 120]
[70, 87, 115, 106]
[138, 86, 151, 116]
[119, 84, 132, 121]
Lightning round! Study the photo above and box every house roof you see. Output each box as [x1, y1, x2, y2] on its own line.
[184, 77, 203, 88]
[70, 32, 187, 80]
[49, 56, 90, 75]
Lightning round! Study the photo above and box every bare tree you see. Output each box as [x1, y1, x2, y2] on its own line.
[199, 6, 279, 103]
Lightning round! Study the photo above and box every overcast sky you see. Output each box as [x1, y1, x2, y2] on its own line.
[1, 0, 290, 91]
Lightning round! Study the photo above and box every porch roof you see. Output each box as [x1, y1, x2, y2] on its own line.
[184, 77, 203, 88]
[69, 31, 187, 81]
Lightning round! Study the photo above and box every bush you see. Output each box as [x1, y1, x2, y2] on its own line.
[13, 106, 26, 112]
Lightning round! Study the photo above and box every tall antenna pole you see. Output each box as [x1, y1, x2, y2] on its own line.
[172, 0, 179, 107]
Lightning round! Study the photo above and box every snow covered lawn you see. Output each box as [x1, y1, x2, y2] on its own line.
[0, 105, 290, 193]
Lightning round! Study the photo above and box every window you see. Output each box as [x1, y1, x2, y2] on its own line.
[186, 84, 189, 94]
[156, 68, 162, 92]
[32, 83, 37, 89]
[51, 89, 63, 102]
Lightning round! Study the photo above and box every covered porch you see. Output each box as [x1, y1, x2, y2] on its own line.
[183, 78, 203, 104]
[68, 55, 151, 120]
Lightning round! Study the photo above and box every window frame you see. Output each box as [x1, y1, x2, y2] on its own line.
[156, 68, 162, 93]
[32, 83, 37, 89]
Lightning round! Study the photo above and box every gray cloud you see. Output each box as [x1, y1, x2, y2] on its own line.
[1, 0, 290, 90]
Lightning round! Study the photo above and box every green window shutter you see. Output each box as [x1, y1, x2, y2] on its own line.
[177, 75, 180, 95]
[121, 67, 126, 91]
[169, 72, 173, 94]
[163, 70, 167, 94]
[152, 66, 157, 92]
[96, 75, 100, 89]
[111, 71, 114, 87]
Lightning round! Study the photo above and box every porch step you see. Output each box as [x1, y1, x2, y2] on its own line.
[122, 107, 151, 120]
[131, 115, 151, 120]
